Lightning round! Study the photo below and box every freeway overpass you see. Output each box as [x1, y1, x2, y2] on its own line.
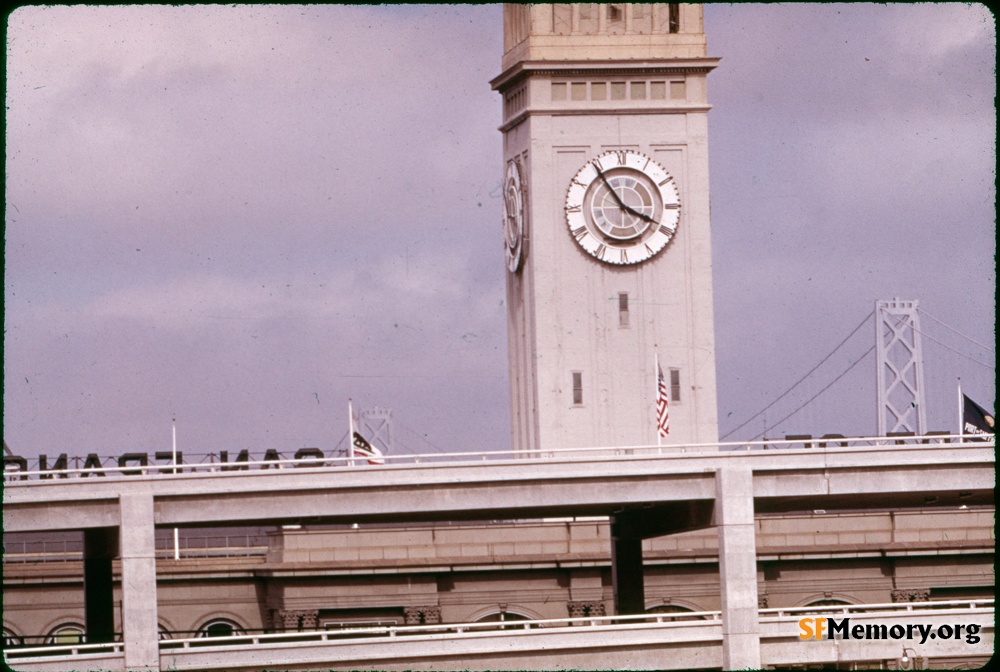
[3, 435, 995, 670]
[5, 601, 994, 671]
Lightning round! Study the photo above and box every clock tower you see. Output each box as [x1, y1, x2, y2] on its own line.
[492, 4, 720, 453]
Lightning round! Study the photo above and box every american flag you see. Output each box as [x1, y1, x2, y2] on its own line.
[656, 365, 670, 437]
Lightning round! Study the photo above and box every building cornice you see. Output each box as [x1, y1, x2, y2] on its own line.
[491, 58, 721, 92]
[498, 104, 713, 134]
[247, 541, 994, 579]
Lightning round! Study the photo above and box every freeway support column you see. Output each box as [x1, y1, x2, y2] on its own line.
[83, 527, 119, 643]
[610, 518, 645, 614]
[120, 493, 160, 671]
[715, 467, 761, 670]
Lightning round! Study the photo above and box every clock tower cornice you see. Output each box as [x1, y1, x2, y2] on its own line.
[490, 58, 720, 93]
[497, 103, 713, 134]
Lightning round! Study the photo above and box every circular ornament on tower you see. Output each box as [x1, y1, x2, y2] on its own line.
[503, 159, 526, 273]
[564, 150, 680, 265]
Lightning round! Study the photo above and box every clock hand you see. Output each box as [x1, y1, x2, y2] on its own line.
[593, 165, 658, 224]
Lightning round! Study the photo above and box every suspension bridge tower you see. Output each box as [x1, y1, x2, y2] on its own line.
[875, 298, 928, 436]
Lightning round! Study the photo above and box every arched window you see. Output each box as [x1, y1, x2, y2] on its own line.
[805, 599, 851, 607]
[801, 598, 853, 616]
[46, 624, 85, 645]
[475, 611, 531, 630]
[198, 619, 243, 638]
[4, 627, 23, 648]
[646, 604, 708, 621]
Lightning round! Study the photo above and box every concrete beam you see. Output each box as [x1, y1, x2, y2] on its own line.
[3, 499, 119, 533]
[611, 502, 714, 539]
[151, 473, 717, 527]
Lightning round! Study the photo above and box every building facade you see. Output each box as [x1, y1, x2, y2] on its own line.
[493, 4, 720, 452]
[3, 510, 993, 669]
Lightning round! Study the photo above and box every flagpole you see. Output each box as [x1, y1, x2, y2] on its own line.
[957, 378, 963, 439]
[348, 400, 359, 528]
[348, 399, 356, 466]
[655, 353, 662, 447]
[172, 418, 179, 560]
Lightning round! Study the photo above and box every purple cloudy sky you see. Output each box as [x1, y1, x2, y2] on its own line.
[4, 4, 995, 462]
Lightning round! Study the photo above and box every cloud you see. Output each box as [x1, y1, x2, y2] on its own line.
[4, 4, 993, 460]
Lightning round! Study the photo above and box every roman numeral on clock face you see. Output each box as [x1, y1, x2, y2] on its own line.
[566, 203, 582, 214]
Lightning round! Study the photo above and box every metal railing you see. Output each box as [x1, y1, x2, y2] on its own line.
[1, 538, 82, 562]
[3, 534, 267, 563]
[155, 600, 992, 652]
[159, 609, 725, 652]
[3, 640, 125, 661]
[153, 534, 268, 559]
[758, 598, 995, 619]
[6, 601, 991, 661]
[157, 599, 993, 650]
[3, 434, 990, 483]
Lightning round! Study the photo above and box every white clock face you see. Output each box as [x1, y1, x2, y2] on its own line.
[564, 150, 680, 265]
[503, 159, 525, 273]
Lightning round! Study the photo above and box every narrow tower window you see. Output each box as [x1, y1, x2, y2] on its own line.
[669, 369, 681, 402]
[572, 372, 584, 406]
[668, 4, 680, 33]
[618, 292, 630, 327]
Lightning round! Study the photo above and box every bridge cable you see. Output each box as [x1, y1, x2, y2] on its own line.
[910, 323, 995, 370]
[748, 345, 876, 442]
[720, 309, 874, 440]
[917, 307, 995, 354]
[393, 418, 452, 455]
[331, 429, 349, 456]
